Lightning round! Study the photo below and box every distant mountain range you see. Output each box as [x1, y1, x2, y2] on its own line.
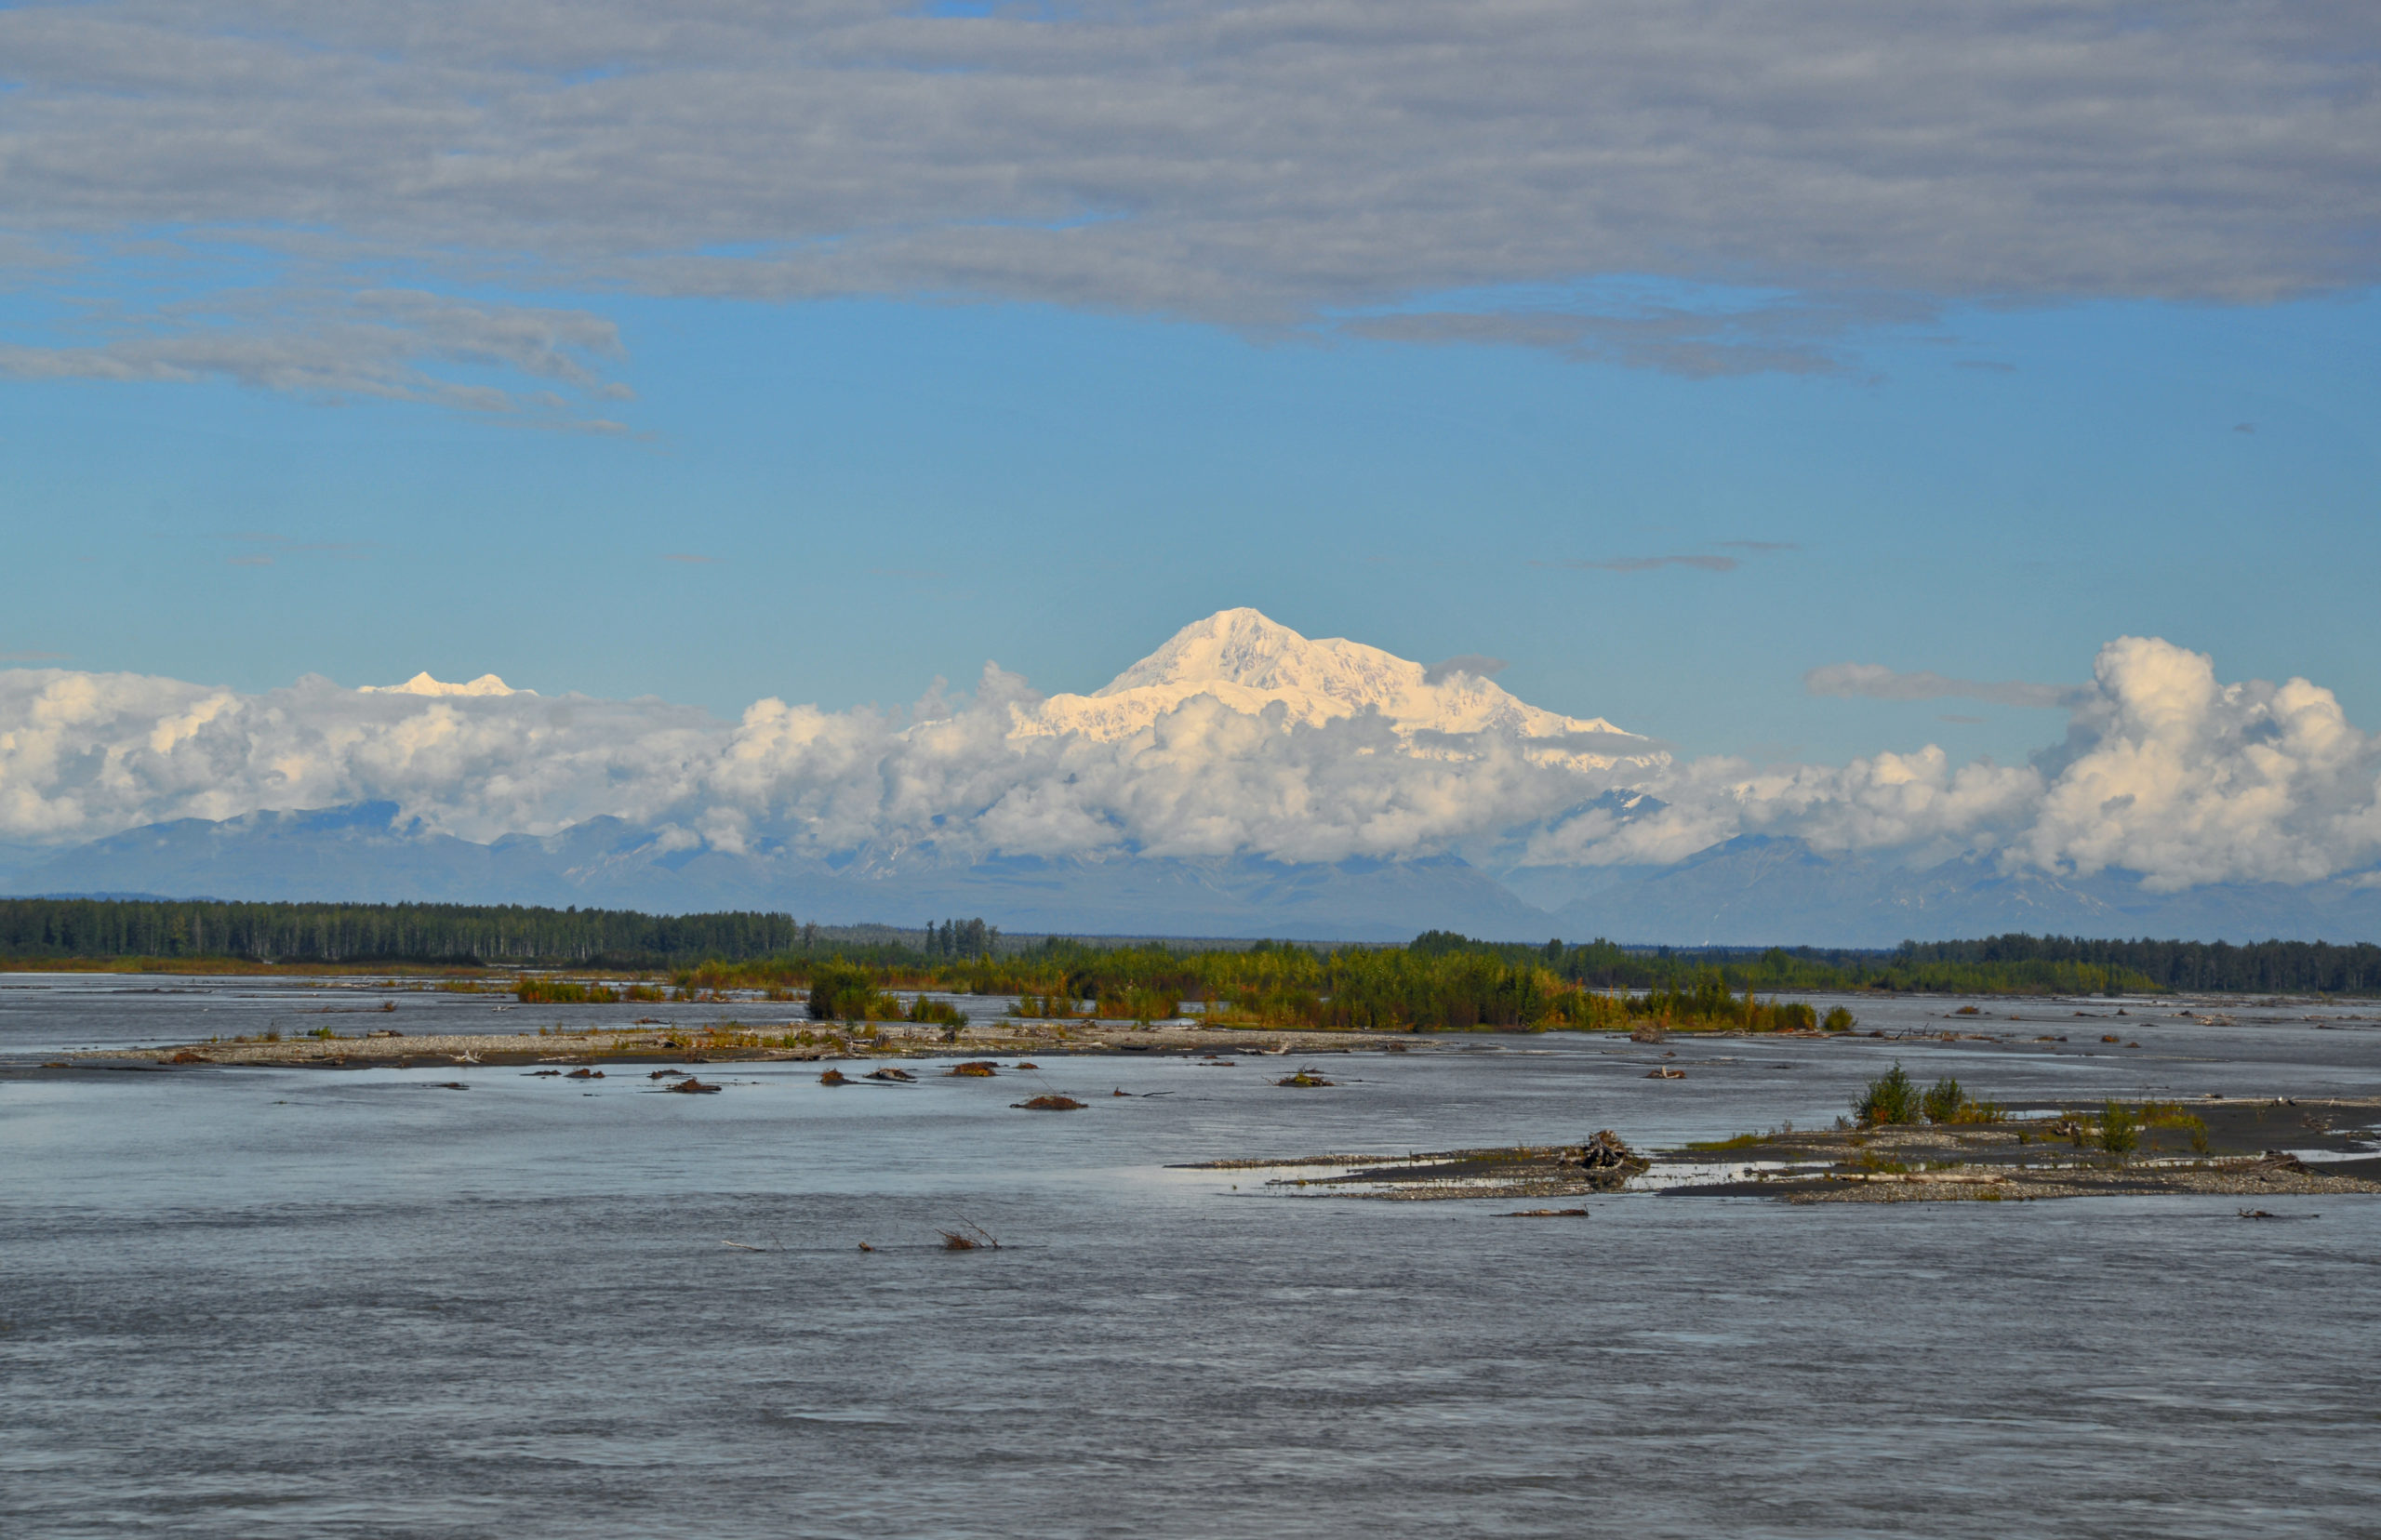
[0, 802, 1548, 939]
[6, 606, 2376, 945]
[7, 801, 2378, 945]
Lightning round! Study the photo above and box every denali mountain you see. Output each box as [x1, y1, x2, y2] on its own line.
[1012, 607, 1663, 771]
[4, 609, 2378, 944]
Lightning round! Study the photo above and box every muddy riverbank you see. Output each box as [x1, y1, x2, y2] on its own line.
[47, 1018, 1438, 1069]
[1192, 1096, 2381, 1203]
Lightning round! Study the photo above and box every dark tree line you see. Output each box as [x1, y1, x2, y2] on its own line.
[6, 897, 2377, 994]
[0, 898, 801, 966]
[922, 917, 998, 958]
[1410, 931, 2381, 995]
[1892, 935, 2381, 995]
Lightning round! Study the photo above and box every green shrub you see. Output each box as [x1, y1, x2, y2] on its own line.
[1686, 1131, 1768, 1151]
[2098, 1100, 2141, 1157]
[903, 994, 969, 1027]
[514, 976, 619, 1004]
[1102, 986, 1180, 1023]
[1922, 1076, 1964, 1123]
[1822, 1006, 1857, 1032]
[805, 961, 881, 1022]
[1855, 1063, 1922, 1126]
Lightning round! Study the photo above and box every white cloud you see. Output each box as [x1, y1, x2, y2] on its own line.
[0, 669, 718, 843]
[1522, 747, 2043, 869]
[0, 1, 2374, 406]
[4, 637, 2379, 892]
[2015, 637, 2381, 890]
[1592, 637, 2381, 889]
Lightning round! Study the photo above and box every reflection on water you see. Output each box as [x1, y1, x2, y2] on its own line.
[4, 976, 2380, 1537]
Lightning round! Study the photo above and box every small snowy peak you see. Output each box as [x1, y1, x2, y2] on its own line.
[1019, 608, 1657, 767]
[361, 671, 526, 697]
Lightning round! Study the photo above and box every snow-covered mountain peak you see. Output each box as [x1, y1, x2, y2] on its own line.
[1018, 607, 1659, 769]
[360, 671, 526, 697]
[1097, 607, 1348, 697]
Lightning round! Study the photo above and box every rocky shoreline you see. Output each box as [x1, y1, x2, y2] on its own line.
[39, 1022, 2381, 1207]
[1190, 1098, 2381, 1204]
[51, 1018, 1433, 1069]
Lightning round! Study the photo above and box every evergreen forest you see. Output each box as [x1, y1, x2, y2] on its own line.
[4, 900, 2377, 1015]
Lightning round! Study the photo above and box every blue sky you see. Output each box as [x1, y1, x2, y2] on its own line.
[9, 284, 2375, 766]
[6, 1, 2381, 902]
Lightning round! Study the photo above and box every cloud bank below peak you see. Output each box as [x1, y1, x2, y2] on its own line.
[3, 617, 2380, 902]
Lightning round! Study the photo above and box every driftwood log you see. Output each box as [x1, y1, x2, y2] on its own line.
[1578, 1129, 1651, 1188]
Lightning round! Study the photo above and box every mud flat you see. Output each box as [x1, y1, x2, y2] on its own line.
[1189, 1097, 2381, 1205]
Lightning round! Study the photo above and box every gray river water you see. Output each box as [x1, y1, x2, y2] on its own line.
[5, 975, 2380, 1538]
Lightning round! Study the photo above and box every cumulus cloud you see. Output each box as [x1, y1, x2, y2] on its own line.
[1523, 746, 2042, 870]
[3, 638, 2377, 892]
[0, 1, 2374, 407]
[0, 663, 1592, 864]
[0, 669, 720, 843]
[2016, 638, 2381, 890]
[1600, 638, 2381, 889]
